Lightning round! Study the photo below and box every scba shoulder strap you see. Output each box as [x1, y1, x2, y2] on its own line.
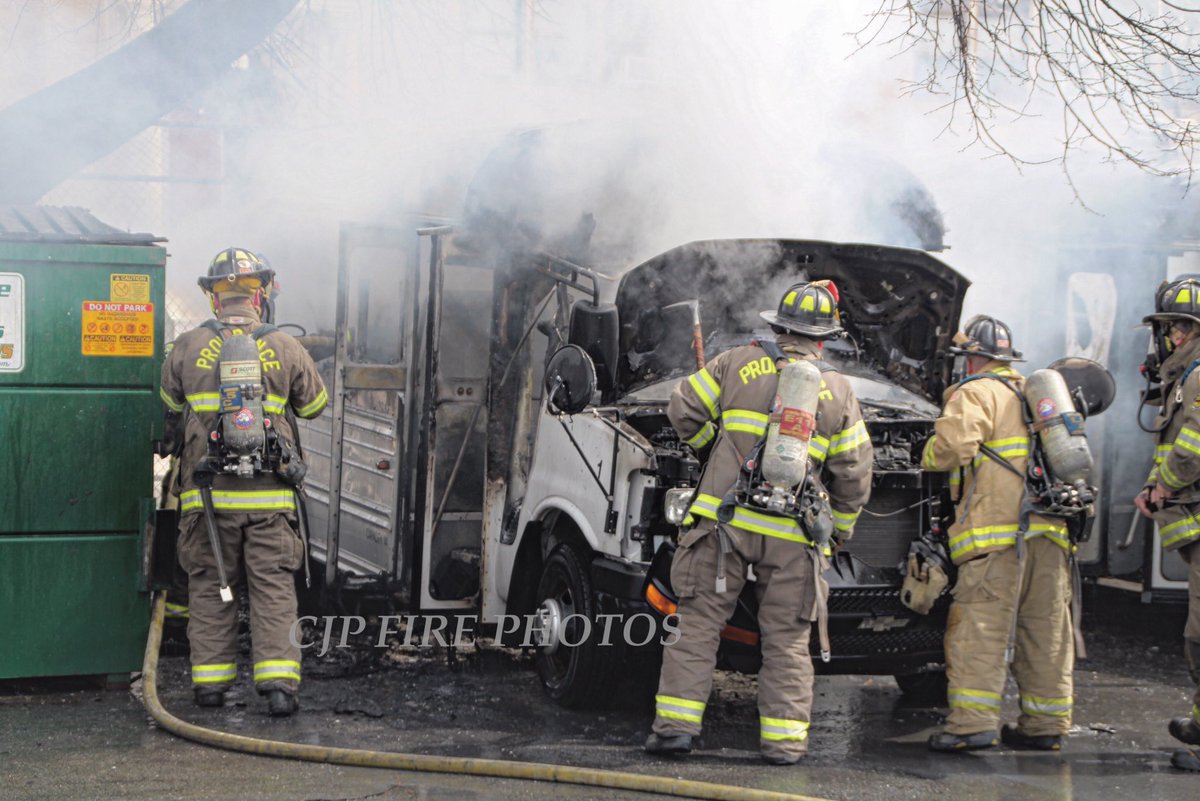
[955, 372, 1027, 482]
[201, 319, 278, 340]
[753, 337, 836, 372]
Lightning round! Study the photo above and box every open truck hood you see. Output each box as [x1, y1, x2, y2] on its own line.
[614, 239, 970, 402]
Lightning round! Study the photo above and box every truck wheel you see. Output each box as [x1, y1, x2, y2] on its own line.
[533, 544, 611, 708]
[893, 670, 948, 705]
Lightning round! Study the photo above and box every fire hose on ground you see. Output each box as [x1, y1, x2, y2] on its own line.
[141, 593, 836, 801]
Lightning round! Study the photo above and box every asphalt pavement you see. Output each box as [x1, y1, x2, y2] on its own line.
[1, 586, 1197, 801]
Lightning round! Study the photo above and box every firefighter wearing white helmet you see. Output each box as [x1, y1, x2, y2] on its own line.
[160, 247, 327, 717]
[922, 315, 1074, 753]
[1136, 277, 1200, 773]
[645, 280, 873, 765]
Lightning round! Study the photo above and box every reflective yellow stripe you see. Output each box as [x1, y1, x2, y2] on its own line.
[949, 525, 1020, 560]
[1027, 524, 1072, 551]
[186, 392, 221, 413]
[829, 420, 868, 456]
[254, 659, 301, 682]
[760, 716, 809, 742]
[1020, 693, 1072, 717]
[165, 602, 190, 619]
[722, 408, 768, 437]
[687, 421, 716, 449]
[1161, 515, 1200, 548]
[180, 489, 297, 513]
[263, 393, 288, 415]
[831, 507, 859, 532]
[1155, 443, 1174, 465]
[296, 388, 328, 418]
[809, 434, 830, 462]
[1161, 459, 1188, 490]
[980, 436, 1029, 461]
[687, 369, 720, 419]
[686, 493, 816, 546]
[656, 694, 705, 723]
[160, 387, 185, 412]
[922, 435, 939, 470]
[948, 687, 1001, 711]
[192, 663, 237, 684]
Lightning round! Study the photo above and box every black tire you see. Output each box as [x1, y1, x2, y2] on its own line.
[533, 544, 613, 709]
[894, 670, 949, 705]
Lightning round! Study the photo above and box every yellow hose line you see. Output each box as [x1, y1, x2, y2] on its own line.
[141, 593, 835, 801]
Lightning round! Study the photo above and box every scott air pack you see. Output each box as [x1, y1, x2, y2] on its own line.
[719, 342, 834, 547]
[197, 320, 306, 486]
[216, 331, 270, 478]
[964, 359, 1113, 538]
[1026, 368, 1092, 485]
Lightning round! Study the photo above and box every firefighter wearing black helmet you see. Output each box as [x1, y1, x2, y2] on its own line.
[1136, 277, 1200, 773]
[645, 281, 873, 765]
[160, 247, 327, 717]
[922, 315, 1074, 753]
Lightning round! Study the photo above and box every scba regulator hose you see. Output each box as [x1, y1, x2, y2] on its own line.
[141, 593, 836, 801]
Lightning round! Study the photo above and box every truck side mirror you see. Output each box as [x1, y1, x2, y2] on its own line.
[545, 344, 596, 415]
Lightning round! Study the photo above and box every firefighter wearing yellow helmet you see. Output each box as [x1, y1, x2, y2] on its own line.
[1136, 277, 1200, 772]
[645, 281, 873, 765]
[922, 315, 1074, 753]
[159, 247, 327, 716]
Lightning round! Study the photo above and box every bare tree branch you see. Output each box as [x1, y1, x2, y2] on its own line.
[858, 1, 1200, 184]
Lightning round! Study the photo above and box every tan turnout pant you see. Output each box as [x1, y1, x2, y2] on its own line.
[944, 536, 1073, 736]
[652, 521, 826, 760]
[178, 510, 304, 695]
[1183, 542, 1200, 724]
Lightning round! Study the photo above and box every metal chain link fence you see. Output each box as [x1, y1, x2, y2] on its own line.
[152, 291, 213, 503]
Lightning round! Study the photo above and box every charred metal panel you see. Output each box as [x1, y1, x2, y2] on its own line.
[615, 239, 968, 402]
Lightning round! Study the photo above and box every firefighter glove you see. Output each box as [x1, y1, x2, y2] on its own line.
[900, 554, 948, 615]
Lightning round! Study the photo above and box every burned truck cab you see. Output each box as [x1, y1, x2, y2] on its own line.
[300, 228, 969, 708]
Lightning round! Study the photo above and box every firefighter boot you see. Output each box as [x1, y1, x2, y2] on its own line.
[1170, 717, 1200, 746]
[194, 687, 225, 708]
[1172, 749, 1200, 772]
[928, 730, 999, 752]
[762, 751, 805, 766]
[1001, 723, 1063, 751]
[644, 732, 693, 756]
[267, 689, 299, 717]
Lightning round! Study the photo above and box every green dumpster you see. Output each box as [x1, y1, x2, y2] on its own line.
[0, 206, 165, 681]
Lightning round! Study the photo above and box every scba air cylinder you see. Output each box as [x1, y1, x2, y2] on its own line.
[761, 359, 822, 488]
[1027, 367, 1093, 484]
[218, 333, 267, 464]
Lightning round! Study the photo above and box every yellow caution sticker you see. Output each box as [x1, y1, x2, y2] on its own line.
[81, 301, 155, 357]
[110, 273, 150, 303]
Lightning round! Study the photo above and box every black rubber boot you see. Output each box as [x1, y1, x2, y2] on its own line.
[761, 751, 805, 765]
[1171, 749, 1200, 772]
[1001, 724, 1063, 751]
[928, 730, 999, 752]
[266, 689, 299, 717]
[644, 732, 693, 755]
[1169, 717, 1200, 747]
[193, 688, 226, 708]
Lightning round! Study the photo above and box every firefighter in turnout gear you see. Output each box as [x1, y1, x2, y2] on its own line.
[160, 247, 328, 716]
[646, 281, 873, 765]
[923, 316, 1074, 753]
[1135, 277, 1200, 773]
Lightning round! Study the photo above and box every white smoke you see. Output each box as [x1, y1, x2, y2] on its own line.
[1, 0, 1192, 346]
